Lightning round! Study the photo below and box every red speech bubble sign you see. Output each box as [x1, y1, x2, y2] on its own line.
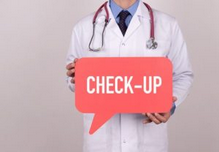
[75, 57, 172, 135]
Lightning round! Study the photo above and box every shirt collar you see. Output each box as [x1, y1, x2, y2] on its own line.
[109, 0, 140, 18]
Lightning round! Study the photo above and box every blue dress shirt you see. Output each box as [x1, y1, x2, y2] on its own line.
[109, 0, 139, 26]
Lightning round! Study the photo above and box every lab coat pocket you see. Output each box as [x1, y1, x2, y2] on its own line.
[144, 40, 171, 57]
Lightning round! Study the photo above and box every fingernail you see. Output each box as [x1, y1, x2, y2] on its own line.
[143, 121, 148, 124]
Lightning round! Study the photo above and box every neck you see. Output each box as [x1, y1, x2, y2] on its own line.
[113, 0, 137, 9]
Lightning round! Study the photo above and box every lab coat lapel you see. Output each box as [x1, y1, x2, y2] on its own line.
[106, 2, 123, 40]
[107, 19, 124, 40]
[123, 14, 141, 42]
[123, 1, 150, 42]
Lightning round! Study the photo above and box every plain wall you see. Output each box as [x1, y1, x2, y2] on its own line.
[0, 0, 218, 151]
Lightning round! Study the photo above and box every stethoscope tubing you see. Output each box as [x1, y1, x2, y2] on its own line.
[89, 1, 157, 51]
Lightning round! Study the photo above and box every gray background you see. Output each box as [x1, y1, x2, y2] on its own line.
[0, 0, 219, 151]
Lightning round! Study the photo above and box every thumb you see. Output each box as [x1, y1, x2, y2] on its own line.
[172, 96, 177, 102]
[74, 58, 79, 63]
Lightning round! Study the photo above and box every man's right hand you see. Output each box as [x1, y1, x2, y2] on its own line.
[66, 58, 78, 84]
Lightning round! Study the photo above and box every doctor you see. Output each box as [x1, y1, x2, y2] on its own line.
[66, 0, 193, 151]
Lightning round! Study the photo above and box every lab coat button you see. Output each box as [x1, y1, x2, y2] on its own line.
[123, 140, 126, 143]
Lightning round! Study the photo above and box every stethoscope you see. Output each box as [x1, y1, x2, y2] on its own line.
[89, 1, 158, 52]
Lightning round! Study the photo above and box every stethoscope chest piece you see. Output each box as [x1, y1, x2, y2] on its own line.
[146, 38, 158, 50]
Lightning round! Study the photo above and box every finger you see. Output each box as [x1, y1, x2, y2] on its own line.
[141, 113, 151, 124]
[154, 113, 168, 123]
[66, 69, 75, 77]
[71, 77, 75, 84]
[142, 113, 146, 116]
[143, 118, 152, 124]
[172, 96, 177, 102]
[147, 113, 161, 125]
[74, 58, 79, 63]
[66, 63, 75, 70]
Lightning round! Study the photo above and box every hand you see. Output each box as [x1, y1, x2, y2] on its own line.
[66, 58, 79, 84]
[142, 96, 177, 125]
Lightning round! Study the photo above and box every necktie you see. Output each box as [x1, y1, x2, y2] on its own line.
[118, 10, 130, 36]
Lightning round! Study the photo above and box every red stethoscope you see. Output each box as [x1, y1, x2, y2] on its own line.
[89, 1, 158, 52]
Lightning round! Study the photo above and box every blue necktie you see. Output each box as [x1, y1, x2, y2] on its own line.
[118, 10, 130, 36]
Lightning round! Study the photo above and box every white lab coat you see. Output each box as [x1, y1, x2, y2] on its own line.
[66, 1, 193, 152]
